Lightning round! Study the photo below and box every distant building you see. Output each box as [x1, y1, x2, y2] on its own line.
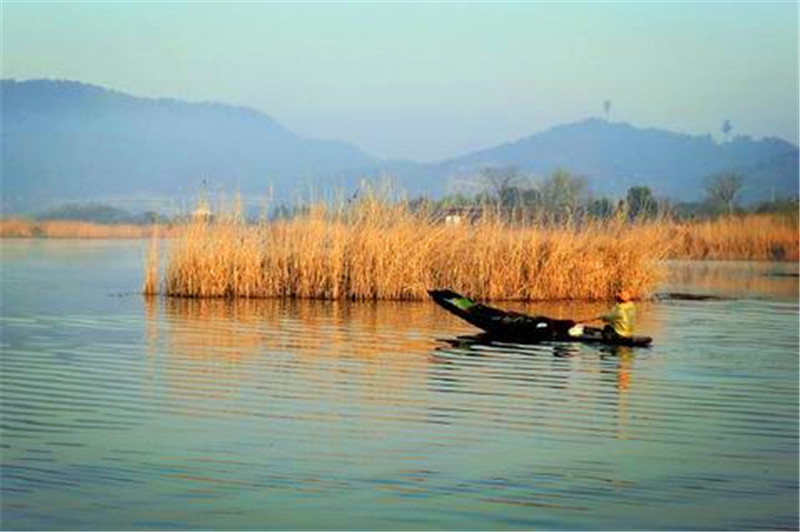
[439, 206, 484, 225]
[192, 205, 213, 222]
[445, 213, 461, 226]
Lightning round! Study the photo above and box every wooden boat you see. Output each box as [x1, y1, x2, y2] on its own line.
[428, 289, 652, 347]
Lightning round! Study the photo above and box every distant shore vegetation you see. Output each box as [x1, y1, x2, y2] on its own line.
[0, 219, 176, 239]
[136, 174, 797, 301]
[0, 202, 168, 239]
[154, 191, 670, 301]
[2, 170, 797, 301]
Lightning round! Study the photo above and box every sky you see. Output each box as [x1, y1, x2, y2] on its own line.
[2, 1, 798, 162]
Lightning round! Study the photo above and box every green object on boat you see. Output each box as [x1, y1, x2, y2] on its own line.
[449, 296, 476, 311]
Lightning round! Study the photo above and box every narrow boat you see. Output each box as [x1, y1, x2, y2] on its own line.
[428, 289, 653, 347]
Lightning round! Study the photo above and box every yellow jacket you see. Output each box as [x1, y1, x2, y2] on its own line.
[601, 301, 635, 338]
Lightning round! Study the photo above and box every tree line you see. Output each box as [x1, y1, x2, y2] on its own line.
[24, 167, 796, 225]
[406, 166, 796, 225]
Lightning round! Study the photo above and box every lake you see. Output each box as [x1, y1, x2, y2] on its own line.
[1, 239, 797, 530]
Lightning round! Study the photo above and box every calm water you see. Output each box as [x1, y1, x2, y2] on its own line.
[1, 240, 798, 530]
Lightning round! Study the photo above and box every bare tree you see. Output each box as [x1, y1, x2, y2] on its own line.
[705, 171, 744, 215]
[540, 169, 586, 223]
[480, 166, 523, 206]
[626, 186, 658, 221]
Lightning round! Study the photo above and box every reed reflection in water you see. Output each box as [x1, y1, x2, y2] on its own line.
[148, 298, 644, 486]
[150, 297, 442, 407]
[663, 259, 799, 300]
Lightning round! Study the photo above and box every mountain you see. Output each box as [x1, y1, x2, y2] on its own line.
[1, 79, 376, 212]
[1, 79, 797, 213]
[431, 119, 799, 202]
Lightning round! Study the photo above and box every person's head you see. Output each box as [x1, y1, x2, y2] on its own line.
[615, 289, 633, 303]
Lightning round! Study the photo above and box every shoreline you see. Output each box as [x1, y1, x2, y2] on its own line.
[3, 213, 796, 262]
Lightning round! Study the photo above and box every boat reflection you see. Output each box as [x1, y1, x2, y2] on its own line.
[436, 332, 637, 360]
[432, 332, 640, 437]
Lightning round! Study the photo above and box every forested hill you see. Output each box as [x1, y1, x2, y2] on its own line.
[430, 118, 799, 201]
[2, 79, 797, 213]
[1, 79, 375, 212]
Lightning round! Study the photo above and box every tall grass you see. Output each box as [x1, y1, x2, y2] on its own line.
[0, 219, 176, 239]
[142, 226, 160, 295]
[158, 194, 671, 301]
[667, 214, 798, 261]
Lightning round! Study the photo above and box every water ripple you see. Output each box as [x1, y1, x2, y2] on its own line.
[1, 249, 798, 530]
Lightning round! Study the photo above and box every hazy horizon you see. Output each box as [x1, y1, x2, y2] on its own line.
[2, 2, 798, 162]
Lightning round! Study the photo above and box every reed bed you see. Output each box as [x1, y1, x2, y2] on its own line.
[667, 214, 798, 261]
[159, 196, 671, 301]
[142, 227, 160, 295]
[0, 218, 184, 239]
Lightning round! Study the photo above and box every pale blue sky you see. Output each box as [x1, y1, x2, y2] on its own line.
[2, 1, 798, 161]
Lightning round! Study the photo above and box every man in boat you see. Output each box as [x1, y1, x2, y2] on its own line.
[597, 289, 636, 340]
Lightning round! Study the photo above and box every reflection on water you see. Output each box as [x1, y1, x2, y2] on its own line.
[152, 297, 441, 409]
[1, 240, 798, 530]
[664, 260, 799, 300]
[434, 334, 639, 442]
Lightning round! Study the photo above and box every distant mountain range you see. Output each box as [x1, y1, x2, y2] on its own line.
[433, 119, 798, 202]
[2, 79, 797, 213]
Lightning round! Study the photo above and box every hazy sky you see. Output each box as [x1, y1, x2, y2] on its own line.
[2, 1, 798, 161]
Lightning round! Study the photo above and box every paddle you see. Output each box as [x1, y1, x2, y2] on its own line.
[574, 315, 603, 324]
[568, 315, 605, 337]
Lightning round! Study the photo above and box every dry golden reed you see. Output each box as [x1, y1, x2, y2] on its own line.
[142, 226, 160, 296]
[0, 219, 177, 239]
[159, 194, 672, 301]
[667, 214, 798, 261]
[0, 218, 36, 237]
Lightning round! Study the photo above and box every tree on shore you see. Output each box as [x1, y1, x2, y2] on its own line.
[626, 186, 658, 221]
[480, 166, 523, 208]
[540, 169, 587, 223]
[705, 171, 744, 215]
